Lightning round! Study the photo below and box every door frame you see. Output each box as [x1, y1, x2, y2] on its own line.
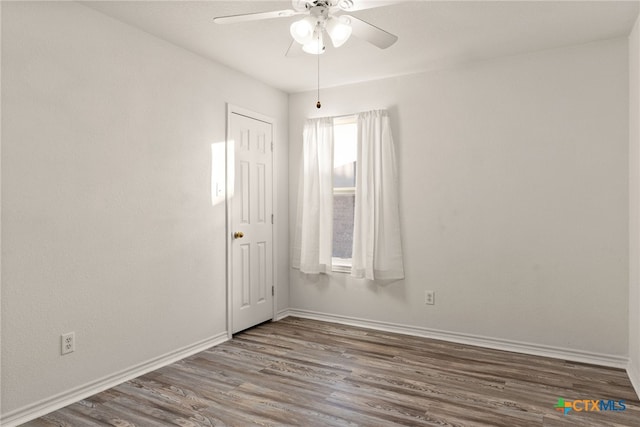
[225, 103, 278, 339]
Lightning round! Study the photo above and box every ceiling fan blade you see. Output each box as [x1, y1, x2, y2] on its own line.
[345, 15, 398, 49]
[213, 9, 302, 24]
[285, 40, 304, 57]
[337, 0, 405, 12]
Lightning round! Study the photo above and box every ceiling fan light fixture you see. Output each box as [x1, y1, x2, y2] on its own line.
[302, 30, 325, 54]
[326, 15, 352, 47]
[290, 16, 315, 44]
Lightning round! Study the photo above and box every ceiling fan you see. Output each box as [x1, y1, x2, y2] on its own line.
[213, 0, 399, 55]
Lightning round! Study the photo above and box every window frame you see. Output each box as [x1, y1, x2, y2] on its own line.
[331, 115, 358, 273]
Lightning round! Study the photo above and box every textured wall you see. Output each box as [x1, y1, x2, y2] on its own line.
[1, 1, 288, 416]
[289, 38, 629, 357]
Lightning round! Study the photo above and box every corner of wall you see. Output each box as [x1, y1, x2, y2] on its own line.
[629, 362, 640, 401]
[629, 11, 640, 400]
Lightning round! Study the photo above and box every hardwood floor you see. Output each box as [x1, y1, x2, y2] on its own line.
[24, 317, 640, 426]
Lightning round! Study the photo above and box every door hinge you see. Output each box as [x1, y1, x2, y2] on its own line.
[271, 214, 274, 224]
[271, 286, 274, 296]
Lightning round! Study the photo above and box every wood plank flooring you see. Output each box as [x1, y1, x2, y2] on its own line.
[24, 317, 640, 426]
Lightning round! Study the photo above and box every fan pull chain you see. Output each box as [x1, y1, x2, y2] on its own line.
[316, 31, 321, 109]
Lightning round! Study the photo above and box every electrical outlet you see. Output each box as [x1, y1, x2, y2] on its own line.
[61, 332, 75, 355]
[425, 291, 435, 305]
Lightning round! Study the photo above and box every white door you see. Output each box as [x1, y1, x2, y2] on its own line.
[229, 111, 274, 333]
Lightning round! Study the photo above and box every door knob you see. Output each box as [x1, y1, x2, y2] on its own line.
[234, 231, 244, 239]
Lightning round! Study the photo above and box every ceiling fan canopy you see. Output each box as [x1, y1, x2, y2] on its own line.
[213, 0, 399, 55]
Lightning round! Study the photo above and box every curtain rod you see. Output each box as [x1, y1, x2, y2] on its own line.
[332, 113, 358, 119]
[306, 113, 357, 121]
[308, 109, 388, 121]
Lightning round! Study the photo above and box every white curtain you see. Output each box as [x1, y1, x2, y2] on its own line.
[292, 117, 334, 274]
[351, 110, 405, 280]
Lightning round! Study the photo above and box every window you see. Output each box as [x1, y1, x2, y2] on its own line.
[293, 110, 403, 279]
[332, 117, 357, 272]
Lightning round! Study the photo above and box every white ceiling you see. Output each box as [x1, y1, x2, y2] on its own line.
[83, 1, 639, 94]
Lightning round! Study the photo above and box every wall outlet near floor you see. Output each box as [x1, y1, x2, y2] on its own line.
[425, 291, 435, 305]
[61, 332, 75, 355]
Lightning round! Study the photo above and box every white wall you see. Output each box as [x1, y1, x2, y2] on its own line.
[629, 14, 640, 395]
[1, 1, 288, 419]
[289, 38, 629, 358]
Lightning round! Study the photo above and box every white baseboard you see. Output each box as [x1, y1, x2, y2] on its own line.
[628, 360, 640, 400]
[1, 332, 229, 427]
[275, 308, 293, 321]
[286, 309, 629, 369]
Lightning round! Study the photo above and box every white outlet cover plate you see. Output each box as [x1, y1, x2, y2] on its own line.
[61, 332, 75, 355]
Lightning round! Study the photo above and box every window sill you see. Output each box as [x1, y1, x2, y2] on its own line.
[332, 258, 352, 274]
